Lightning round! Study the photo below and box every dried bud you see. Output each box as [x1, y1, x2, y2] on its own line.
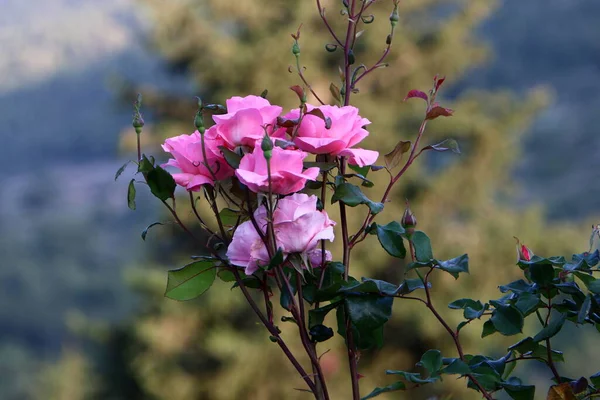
[401, 204, 417, 230]
[514, 237, 533, 262]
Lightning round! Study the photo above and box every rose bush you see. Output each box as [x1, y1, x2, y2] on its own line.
[122, 1, 600, 399]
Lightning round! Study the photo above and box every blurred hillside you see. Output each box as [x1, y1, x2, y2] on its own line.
[0, 0, 598, 399]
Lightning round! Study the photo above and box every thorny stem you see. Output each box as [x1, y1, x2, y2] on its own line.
[297, 271, 331, 400]
[295, 51, 326, 106]
[316, 0, 343, 46]
[350, 118, 429, 247]
[205, 186, 228, 244]
[418, 265, 494, 400]
[188, 191, 220, 240]
[315, 170, 330, 309]
[339, 1, 361, 398]
[231, 268, 319, 396]
[544, 294, 562, 383]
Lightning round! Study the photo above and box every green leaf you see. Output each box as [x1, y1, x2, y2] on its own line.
[219, 208, 243, 227]
[529, 262, 555, 286]
[331, 183, 384, 214]
[309, 301, 342, 328]
[141, 222, 163, 240]
[508, 337, 537, 354]
[115, 160, 132, 180]
[515, 293, 541, 316]
[424, 138, 461, 153]
[304, 161, 337, 172]
[411, 231, 433, 262]
[265, 248, 284, 270]
[442, 359, 471, 375]
[448, 298, 487, 319]
[309, 324, 334, 343]
[499, 279, 535, 294]
[587, 279, 600, 294]
[345, 295, 393, 332]
[482, 320, 497, 337]
[127, 179, 136, 210]
[578, 294, 592, 324]
[437, 254, 469, 278]
[374, 222, 406, 258]
[339, 278, 398, 296]
[165, 261, 216, 301]
[533, 313, 566, 342]
[590, 372, 600, 387]
[361, 381, 406, 400]
[217, 268, 246, 282]
[280, 273, 297, 311]
[530, 345, 564, 363]
[348, 164, 370, 177]
[384, 140, 411, 171]
[501, 382, 535, 400]
[137, 154, 154, 174]
[231, 276, 262, 289]
[319, 262, 345, 289]
[385, 370, 438, 384]
[219, 146, 242, 169]
[397, 278, 430, 295]
[491, 305, 524, 336]
[502, 353, 517, 380]
[147, 166, 176, 201]
[417, 350, 443, 375]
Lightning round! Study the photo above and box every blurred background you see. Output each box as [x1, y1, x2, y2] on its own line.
[1, 0, 599, 399]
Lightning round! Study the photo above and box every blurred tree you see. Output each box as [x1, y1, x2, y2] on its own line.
[42, 0, 593, 399]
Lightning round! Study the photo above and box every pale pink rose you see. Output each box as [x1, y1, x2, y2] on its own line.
[272, 193, 335, 255]
[235, 145, 320, 195]
[226, 193, 335, 274]
[161, 129, 233, 191]
[212, 95, 284, 149]
[285, 104, 379, 167]
[225, 218, 269, 275]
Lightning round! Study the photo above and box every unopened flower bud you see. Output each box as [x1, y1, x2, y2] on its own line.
[514, 237, 533, 262]
[194, 112, 205, 134]
[401, 206, 417, 230]
[132, 114, 144, 134]
[261, 135, 273, 159]
[390, 6, 399, 28]
[292, 42, 300, 56]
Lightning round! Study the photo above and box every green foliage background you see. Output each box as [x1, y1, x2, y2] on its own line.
[39, 0, 596, 399]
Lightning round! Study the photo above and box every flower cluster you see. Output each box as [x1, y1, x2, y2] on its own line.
[162, 95, 378, 193]
[161, 95, 377, 275]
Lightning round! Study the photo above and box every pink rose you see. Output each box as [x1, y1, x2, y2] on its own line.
[225, 218, 270, 275]
[212, 95, 284, 149]
[235, 145, 320, 195]
[161, 129, 233, 191]
[226, 193, 335, 274]
[272, 193, 335, 265]
[285, 104, 379, 167]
